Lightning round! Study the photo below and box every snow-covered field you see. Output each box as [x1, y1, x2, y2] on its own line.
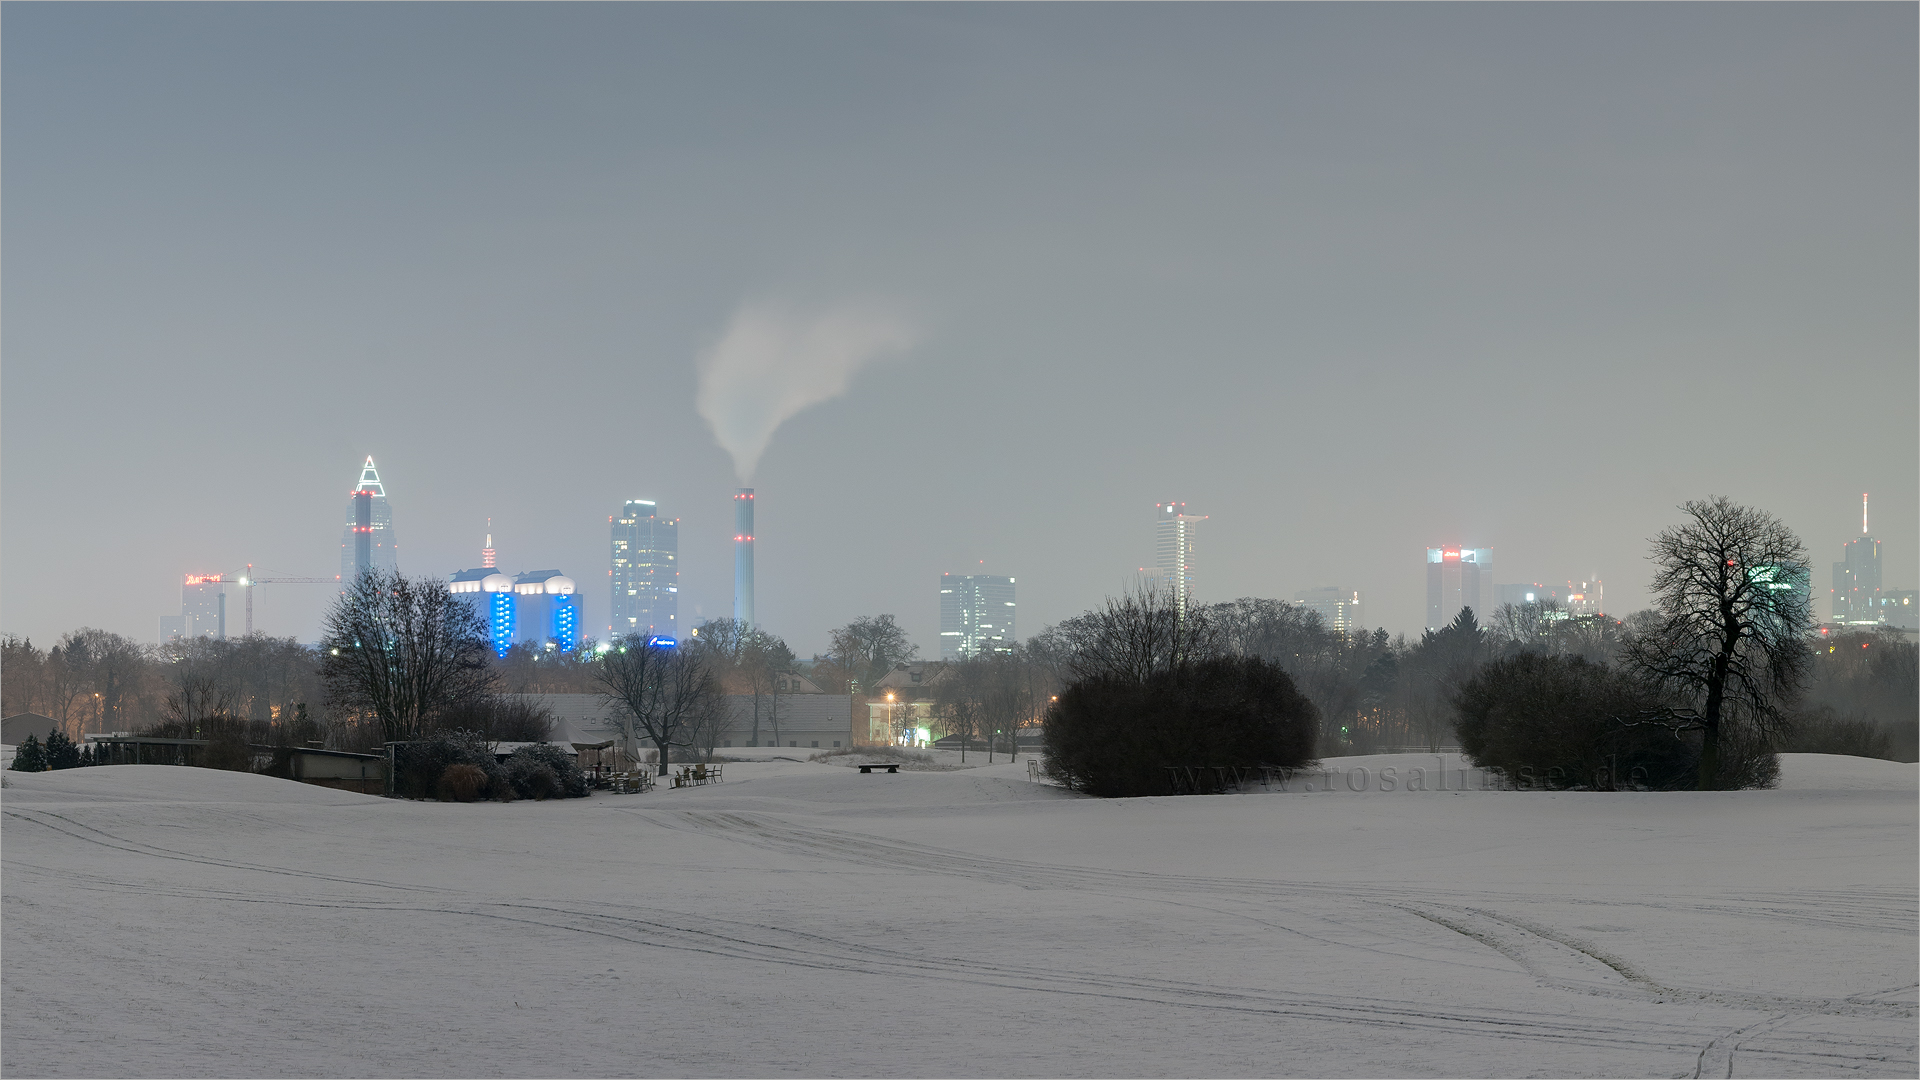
[3, 753, 1914, 1078]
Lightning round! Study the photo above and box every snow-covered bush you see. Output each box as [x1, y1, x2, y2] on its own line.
[394, 730, 511, 801]
[1044, 656, 1318, 798]
[503, 743, 587, 799]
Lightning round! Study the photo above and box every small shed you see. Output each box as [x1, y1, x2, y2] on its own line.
[286, 748, 387, 796]
[2, 713, 59, 747]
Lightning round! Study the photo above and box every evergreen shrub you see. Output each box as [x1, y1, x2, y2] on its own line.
[1043, 656, 1319, 798]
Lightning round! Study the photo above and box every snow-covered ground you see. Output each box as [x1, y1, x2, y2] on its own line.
[3, 753, 1913, 1078]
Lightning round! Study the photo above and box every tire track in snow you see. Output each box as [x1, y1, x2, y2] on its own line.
[2, 807, 445, 895]
[651, 807, 1917, 939]
[655, 808, 1916, 1026]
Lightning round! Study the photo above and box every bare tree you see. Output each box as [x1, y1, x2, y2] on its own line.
[968, 649, 1035, 763]
[1489, 599, 1564, 653]
[595, 636, 723, 775]
[679, 682, 731, 764]
[159, 637, 237, 731]
[1, 636, 49, 719]
[1622, 497, 1814, 789]
[690, 618, 793, 746]
[53, 629, 153, 735]
[828, 615, 918, 692]
[320, 570, 496, 743]
[933, 662, 986, 762]
[1051, 582, 1221, 684]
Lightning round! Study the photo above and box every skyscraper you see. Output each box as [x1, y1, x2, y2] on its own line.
[1427, 547, 1492, 630]
[1154, 502, 1206, 608]
[338, 457, 397, 582]
[1294, 587, 1363, 636]
[611, 500, 680, 639]
[181, 575, 228, 641]
[939, 574, 1017, 659]
[1832, 493, 1882, 624]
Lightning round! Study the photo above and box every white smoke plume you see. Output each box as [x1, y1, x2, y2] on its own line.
[696, 300, 918, 482]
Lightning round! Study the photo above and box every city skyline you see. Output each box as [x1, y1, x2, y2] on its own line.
[87, 450, 1920, 655]
[3, 5, 1914, 656]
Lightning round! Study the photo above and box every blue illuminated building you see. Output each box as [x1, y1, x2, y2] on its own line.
[449, 567, 580, 655]
[512, 570, 580, 648]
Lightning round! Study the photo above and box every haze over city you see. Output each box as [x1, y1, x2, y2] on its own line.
[4, 4, 1915, 654]
[6, 8, 1918, 1080]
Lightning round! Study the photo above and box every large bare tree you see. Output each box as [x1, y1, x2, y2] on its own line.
[320, 570, 495, 743]
[595, 635, 723, 775]
[828, 614, 918, 691]
[1622, 497, 1814, 789]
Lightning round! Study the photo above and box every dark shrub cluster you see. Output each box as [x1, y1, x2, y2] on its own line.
[1044, 656, 1319, 798]
[503, 743, 587, 800]
[393, 730, 513, 801]
[1454, 654, 1778, 790]
[10, 732, 100, 772]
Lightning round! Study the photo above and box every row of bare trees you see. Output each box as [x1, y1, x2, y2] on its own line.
[3, 629, 324, 738]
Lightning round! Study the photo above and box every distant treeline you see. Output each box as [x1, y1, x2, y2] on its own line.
[4, 597, 1913, 763]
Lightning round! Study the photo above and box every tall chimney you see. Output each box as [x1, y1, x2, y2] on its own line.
[354, 489, 373, 578]
[733, 488, 755, 628]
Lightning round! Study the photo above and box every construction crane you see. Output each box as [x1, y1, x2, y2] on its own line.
[234, 564, 339, 635]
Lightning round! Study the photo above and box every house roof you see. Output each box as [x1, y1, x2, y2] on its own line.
[870, 662, 953, 691]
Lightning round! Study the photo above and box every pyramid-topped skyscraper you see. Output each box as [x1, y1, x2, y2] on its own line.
[339, 456, 398, 581]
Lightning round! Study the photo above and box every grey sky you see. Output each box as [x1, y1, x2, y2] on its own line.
[4, 3, 1914, 655]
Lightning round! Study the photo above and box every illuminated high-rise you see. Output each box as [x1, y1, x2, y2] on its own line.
[180, 575, 229, 641]
[611, 500, 679, 639]
[338, 457, 397, 581]
[939, 574, 1016, 659]
[1832, 493, 1883, 624]
[1294, 587, 1362, 636]
[1154, 502, 1206, 608]
[1427, 547, 1492, 631]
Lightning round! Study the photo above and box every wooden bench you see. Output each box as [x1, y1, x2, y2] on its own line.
[857, 762, 902, 774]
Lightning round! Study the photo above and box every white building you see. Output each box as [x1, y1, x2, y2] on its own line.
[1155, 502, 1207, 608]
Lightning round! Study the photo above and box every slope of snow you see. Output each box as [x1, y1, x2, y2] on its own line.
[4, 754, 1913, 1078]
